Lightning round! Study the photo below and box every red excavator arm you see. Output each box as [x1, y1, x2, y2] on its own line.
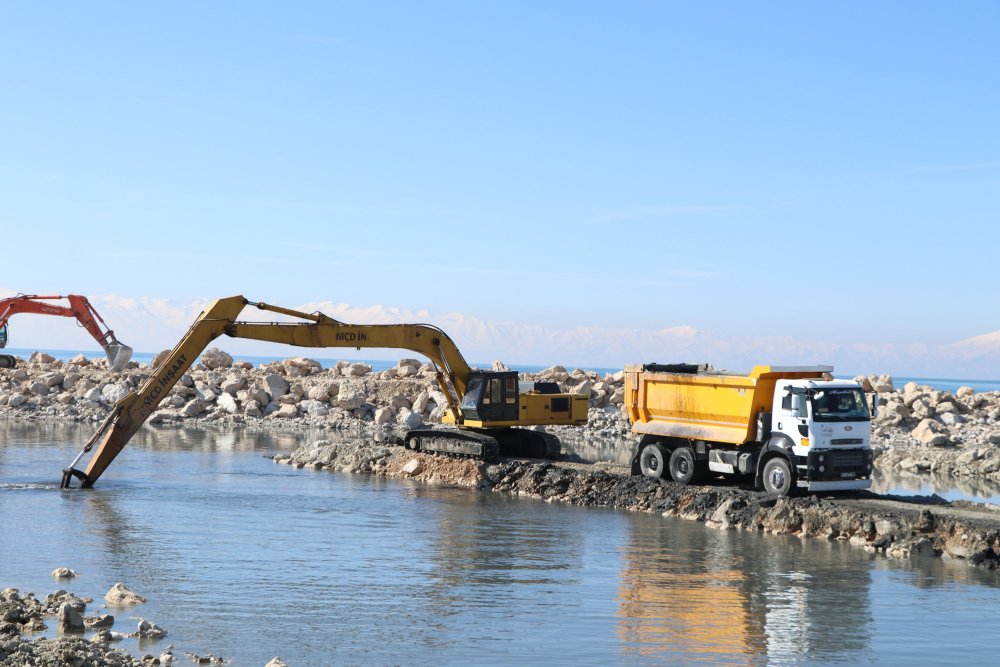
[0, 294, 132, 370]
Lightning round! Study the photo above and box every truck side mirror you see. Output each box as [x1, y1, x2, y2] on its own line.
[871, 393, 878, 418]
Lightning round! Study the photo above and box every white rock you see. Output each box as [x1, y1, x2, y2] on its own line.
[69, 353, 91, 366]
[217, 392, 239, 414]
[101, 384, 129, 405]
[265, 374, 290, 400]
[412, 391, 430, 414]
[374, 406, 396, 425]
[912, 418, 951, 446]
[336, 385, 366, 410]
[181, 400, 206, 417]
[299, 399, 330, 416]
[940, 412, 966, 426]
[220, 376, 245, 394]
[151, 350, 171, 369]
[957, 385, 976, 398]
[343, 362, 372, 377]
[51, 567, 77, 579]
[402, 459, 424, 476]
[273, 404, 299, 419]
[8, 393, 27, 408]
[400, 410, 423, 429]
[105, 583, 146, 606]
[137, 618, 167, 639]
[201, 348, 234, 369]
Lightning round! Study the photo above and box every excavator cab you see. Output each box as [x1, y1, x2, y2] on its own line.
[460, 371, 520, 422]
[0, 323, 7, 348]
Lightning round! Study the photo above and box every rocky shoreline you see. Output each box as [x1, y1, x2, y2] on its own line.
[2, 351, 999, 480]
[276, 439, 1000, 570]
[0, 580, 286, 667]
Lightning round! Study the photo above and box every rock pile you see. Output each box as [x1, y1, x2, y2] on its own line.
[0, 352, 633, 439]
[0, 583, 191, 667]
[862, 376, 1000, 479]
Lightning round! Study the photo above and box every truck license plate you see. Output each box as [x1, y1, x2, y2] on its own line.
[840, 472, 856, 478]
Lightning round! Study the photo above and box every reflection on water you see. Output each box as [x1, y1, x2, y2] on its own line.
[4, 424, 1000, 665]
[873, 469, 1000, 505]
[617, 516, 872, 665]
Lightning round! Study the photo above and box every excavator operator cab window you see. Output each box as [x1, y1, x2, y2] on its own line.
[464, 371, 519, 422]
[0, 323, 7, 349]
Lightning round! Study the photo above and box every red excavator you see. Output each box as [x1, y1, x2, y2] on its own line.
[0, 294, 132, 371]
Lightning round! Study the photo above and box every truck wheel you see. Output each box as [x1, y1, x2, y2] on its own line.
[761, 457, 794, 496]
[639, 442, 668, 479]
[668, 446, 700, 485]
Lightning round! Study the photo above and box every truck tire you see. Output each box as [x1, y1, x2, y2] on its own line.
[639, 442, 668, 479]
[668, 446, 701, 485]
[761, 456, 794, 496]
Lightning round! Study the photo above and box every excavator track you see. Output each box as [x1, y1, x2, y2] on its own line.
[403, 427, 561, 462]
[404, 427, 500, 462]
[488, 428, 561, 460]
[0, 355, 15, 369]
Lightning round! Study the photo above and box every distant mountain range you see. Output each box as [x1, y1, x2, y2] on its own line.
[2, 290, 998, 379]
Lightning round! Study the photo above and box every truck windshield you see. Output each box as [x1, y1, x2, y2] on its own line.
[811, 388, 870, 421]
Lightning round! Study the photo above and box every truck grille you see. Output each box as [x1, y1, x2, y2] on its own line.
[831, 438, 863, 445]
[829, 449, 866, 472]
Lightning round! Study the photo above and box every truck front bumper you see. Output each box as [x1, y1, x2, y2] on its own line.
[797, 448, 874, 488]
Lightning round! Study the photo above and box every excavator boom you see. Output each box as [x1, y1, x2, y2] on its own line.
[0, 294, 132, 370]
[60, 296, 587, 488]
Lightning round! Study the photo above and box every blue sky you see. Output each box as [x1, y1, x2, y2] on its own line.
[1, 2, 998, 374]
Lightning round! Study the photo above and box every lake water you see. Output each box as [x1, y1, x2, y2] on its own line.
[3, 423, 1000, 666]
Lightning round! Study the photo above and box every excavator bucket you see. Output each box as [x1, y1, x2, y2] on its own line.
[106, 344, 133, 371]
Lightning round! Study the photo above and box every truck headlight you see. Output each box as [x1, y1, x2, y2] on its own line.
[819, 465, 825, 473]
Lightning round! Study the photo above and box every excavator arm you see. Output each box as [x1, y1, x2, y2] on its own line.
[0, 294, 132, 370]
[61, 295, 480, 488]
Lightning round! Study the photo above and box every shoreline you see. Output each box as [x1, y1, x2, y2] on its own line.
[276, 439, 1000, 571]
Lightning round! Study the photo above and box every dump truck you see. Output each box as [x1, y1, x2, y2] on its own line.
[625, 363, 874, 495]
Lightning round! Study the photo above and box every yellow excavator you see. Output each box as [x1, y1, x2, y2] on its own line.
[60, 296, 589, 488]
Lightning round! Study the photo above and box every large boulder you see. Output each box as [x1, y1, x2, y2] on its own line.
[299, 399, 330, 416]
[282, 357, 322, 377]
[912, 418, 951, 447]
[151, 349, 171, 369]
[102, 383, 130, 405]
[265, 374, 290, 400]
[217, 392, 239, 414]
[201, 348, 233, 369]
[58, 602, 85, 632]
[396, 358, 421, 378]
[104, 583, 146, 606]
[336, 385, 366, 411]
[374, 406, 396, 425]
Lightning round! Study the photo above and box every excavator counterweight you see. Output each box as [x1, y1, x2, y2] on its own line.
[60, 296, 588, 488]
[0, 294, 132, 371]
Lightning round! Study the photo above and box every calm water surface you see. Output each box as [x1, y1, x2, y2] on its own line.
[3, 423, 1000, 666]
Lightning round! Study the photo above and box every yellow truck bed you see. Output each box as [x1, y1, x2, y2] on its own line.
[624, 364, 832, 445]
